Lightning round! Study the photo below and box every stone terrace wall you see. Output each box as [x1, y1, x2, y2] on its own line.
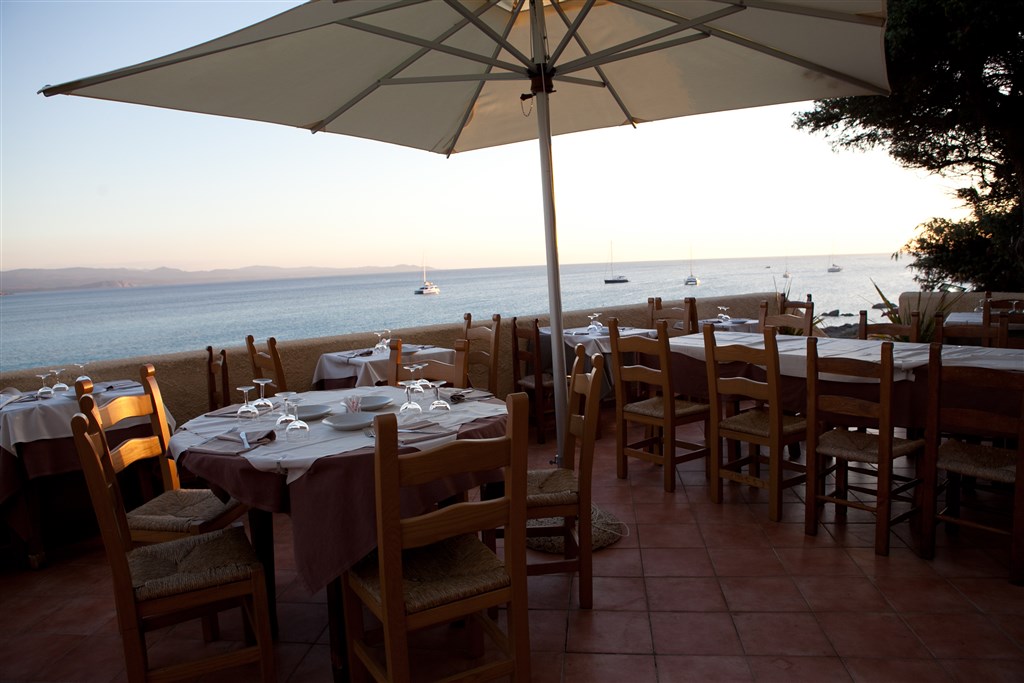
[0, 292, 777, 425]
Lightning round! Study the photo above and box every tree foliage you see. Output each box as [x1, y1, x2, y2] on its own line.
[794, 0, 1024, 291]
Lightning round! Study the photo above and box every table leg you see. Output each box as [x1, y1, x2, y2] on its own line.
[247, 508, 278, 638]
[327, 577, 349, 683]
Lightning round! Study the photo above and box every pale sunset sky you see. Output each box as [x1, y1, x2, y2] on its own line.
[1, 0, 972, 273]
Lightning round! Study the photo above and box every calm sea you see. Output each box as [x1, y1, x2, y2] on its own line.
[0, 253, 918, 372]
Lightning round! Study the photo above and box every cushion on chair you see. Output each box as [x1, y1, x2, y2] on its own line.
[127, 489, 243, 533]
[817, 429, 925, 464]
[719, 407, 806, 439]
[526, 468, 578, 506]
[938, 440, 1017, 483]
[623, 395, 708, 419]
[350, 533, 510, 614]
[128, 526, 262, 601]
[517, 374, 555, 390]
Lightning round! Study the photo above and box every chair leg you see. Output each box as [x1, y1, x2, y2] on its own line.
[710, 434, 723, 504]
[578, 508, 593, 609]
[616, 417, 628, 480]
[804, 449, 819, 537]
[874, 458, 893, 556]
[663, 425, 676, 493]
[768, 446, 783, 523]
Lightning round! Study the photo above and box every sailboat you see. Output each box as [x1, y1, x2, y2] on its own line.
[684, 248, 699, 285]
[827, 256, 842, 273]
[604, 243, 628, 284]
[782, 258, 791, 279]
[413, 263, 440, 295]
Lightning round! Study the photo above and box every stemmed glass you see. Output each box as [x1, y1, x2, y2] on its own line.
[428, 380, 451, 411]
[717, 306, 731, 322]
[252, 378, 274, 412]
[285, 396, 310, 440]
[236, 386, 259, 421]
[373, 329, 392, 355]
[399, 363, 426, 414]
[50, 369, 69, 394]
[587, 313, 602, 334]
[35, 372, 53, 399]
[1013, 301, 1021, 314]
[73, 362, 90, 383]
[275, 391, 297, 426]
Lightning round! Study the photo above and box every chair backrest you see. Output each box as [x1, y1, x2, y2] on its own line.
[926, 342, 1024, 443]
[609, 318, 675, 403]
[807, 336, 894, 439]
[75, 364, 178, 491]
[562, 344, 605, 476]
[932, 311, 1007, 348]
[71, 398, 138, 619]
[370, 391, 528, 629]
[704, 324, 785, 417]
[511, 317, 546, 386]
[389, 338, 470, 388]
[245, 334, 288, 393]
[651, 296, 699, 337]
[463, 312, 501, 392]
[758, 299, 814, 336]
[858, 310, 921, 343]
[206, 346, 230, 411]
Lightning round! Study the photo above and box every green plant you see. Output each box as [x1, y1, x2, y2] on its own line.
[870, 279, 965, 342]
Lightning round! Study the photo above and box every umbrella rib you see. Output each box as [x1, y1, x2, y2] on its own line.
[548, 0, 636, 127]
[440, 0, 533, 68]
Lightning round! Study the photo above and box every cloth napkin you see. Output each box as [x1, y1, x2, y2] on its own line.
[189, 427, 276, 455]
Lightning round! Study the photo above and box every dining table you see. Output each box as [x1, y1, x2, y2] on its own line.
[0, 380, 176, 567]
[666, 330, 1024, 428]
[169, 384, 508, 667]
[310, 344, 455, 389]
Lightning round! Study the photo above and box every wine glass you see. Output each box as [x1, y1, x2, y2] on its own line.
[50, 369, 69, 394]
[285, 396, 310, 440]
[587, 312, 602, 334]
[275, 391, 297, 426]
[73, 362, 90, 382]
[236, 386, 259, 421]
[428, 380, 451, 411]
[35, 372, 53, 399]
[1013, 300, 1021, 314]
[252, 378, 274, 412]
[399, 364, 426, 414]
[717, 306, 731, 322]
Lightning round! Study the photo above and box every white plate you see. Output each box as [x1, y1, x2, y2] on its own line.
[323, 413, 374, 431]
[357, 396, 394, 411]
[296, 404, 332, 421]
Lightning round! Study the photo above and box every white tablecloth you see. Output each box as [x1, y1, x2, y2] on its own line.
[540, 326, 655, 357]
[698, 318, 760, 333]
[169, 385, 507, 484]
[311, 345, 455, 387]
[0, 380, 176, 454]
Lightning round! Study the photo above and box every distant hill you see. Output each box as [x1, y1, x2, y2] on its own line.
[0, 264, 422, 294]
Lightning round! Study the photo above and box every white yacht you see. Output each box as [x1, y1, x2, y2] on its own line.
[414, 265, 440, 295]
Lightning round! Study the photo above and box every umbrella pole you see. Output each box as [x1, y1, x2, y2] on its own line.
[530, 0, 567, 463]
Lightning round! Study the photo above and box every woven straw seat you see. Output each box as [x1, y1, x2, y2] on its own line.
[922, 343, 1024, 583]
[526, 468, 578, 506]
[350, 534, 510, 614]
[705, 326, 807, 522]
[128, 490, 244, 534]
[937, 440, 1016, 483]
[804, 339, 924, 556]
[72, 396, 274, 682]
[611, 318, 710, 493]
[818, 429, 925, 464]
[516, 373, 554, 390]
[341, 393, 531, 682]
[128, 526, 263, 601]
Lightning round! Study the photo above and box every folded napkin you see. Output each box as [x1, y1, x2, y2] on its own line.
[102, 380, 141, 391]
[344, 349, 374, 358]
[447, 388, 494, 403]
[189, 428, 276, 455]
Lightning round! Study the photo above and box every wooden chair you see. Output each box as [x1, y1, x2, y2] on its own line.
[522, 344, 604, 608]
[650, 296, 699, 337]
[71, 397, 275, 683]
[463, 312, 501, 393]
[245, 334, 287, 393]
[921, 343, 1024, 583]
[804, 338, 924, 555]
[206, 346, 230, 411]
[341, 393, 531, 682]
[703, 325, 807, 521]
[609, 318, 710, 493]
[933, 311, 1008, 348]
[511, 317, 556, 444]
[387, 337, 470, 388]
[75, 365, 246, 544]
[857, 310, 921, 343]
[757, 299, 814, 336]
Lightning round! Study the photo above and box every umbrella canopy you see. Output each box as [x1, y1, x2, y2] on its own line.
[42, 0, 890, 455]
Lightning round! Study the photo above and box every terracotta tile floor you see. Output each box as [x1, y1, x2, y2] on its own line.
[2, 411, 1023, 682]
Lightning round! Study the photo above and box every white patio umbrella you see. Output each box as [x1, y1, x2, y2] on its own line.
[41, 0, 890, 455]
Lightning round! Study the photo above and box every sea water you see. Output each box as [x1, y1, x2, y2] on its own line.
[0, 253, 919, 372]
